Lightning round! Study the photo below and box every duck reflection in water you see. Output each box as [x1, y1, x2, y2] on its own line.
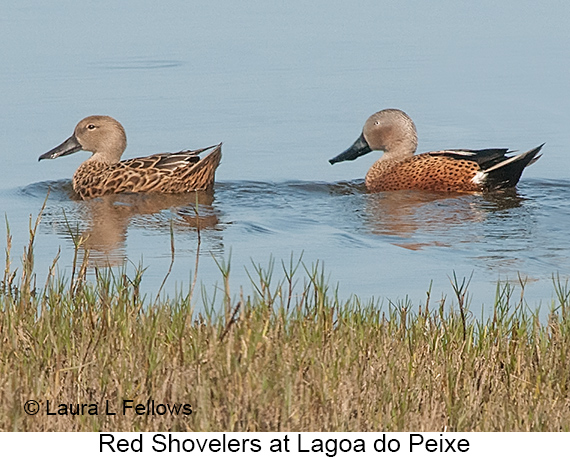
[360, 188, 527, 251]
[45, 187, 221, 266]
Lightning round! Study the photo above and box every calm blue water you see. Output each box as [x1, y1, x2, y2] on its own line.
[1, 1, 570, 312]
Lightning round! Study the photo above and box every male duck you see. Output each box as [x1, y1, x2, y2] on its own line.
[39, 115, 222, 199]
[329, 109, 542, 192]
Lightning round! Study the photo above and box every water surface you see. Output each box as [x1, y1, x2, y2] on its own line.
[1, 1, 569, 312]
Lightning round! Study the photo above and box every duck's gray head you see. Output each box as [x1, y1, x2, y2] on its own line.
[39, 115, 127, 164]
[329, 109, 418, 164]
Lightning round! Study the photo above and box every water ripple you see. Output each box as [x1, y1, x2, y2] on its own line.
[95, 58, 184, 70]
[6, 176, 570, 305]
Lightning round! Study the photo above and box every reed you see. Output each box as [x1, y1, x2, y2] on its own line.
[0, 214, 569, 432]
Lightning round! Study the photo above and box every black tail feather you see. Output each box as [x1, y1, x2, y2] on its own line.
[483, 144, 544, 190]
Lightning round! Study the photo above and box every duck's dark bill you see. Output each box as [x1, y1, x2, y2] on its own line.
[329, 132, 372, 164]
[38, 135, 82, 161]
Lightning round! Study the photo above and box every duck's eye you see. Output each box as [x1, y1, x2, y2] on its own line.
[87, 124, 96, 130]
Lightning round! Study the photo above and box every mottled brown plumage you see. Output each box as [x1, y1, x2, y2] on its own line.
[39, 115, 221, 199]
[329, 109, 543, 192]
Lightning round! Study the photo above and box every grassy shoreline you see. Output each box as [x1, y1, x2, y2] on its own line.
[1, 215, 569, 432]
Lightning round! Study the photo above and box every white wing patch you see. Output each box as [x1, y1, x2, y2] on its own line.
[431, 150, 477, 157]
[471, 171, 487, 185]
[443, 150, 476, 156]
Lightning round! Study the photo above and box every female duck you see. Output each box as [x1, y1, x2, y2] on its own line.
[329, 109, 542, 192]
[39, 115, 222, 199]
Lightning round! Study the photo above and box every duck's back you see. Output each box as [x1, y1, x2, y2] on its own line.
[72, 145, 222, 199]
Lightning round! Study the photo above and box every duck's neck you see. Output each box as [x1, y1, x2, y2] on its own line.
[85, 150, 122, 165]
[381, 137, 418, 162]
